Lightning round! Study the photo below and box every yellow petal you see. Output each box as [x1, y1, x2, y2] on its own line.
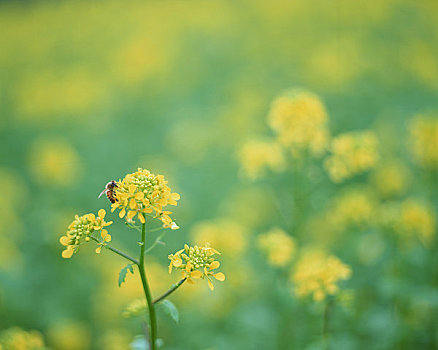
[138, 213, 145, 224]
[86, 213, 96, 222]
[119, 208, 126, 218]
[129, 198, 137, 209]
[59, 236, 69, 246]
[101, 229, 108, 237]
[209, 261, 220, 270]
[173, 257, 182, 267]
[127, 210, 137, 220]
[214, 272, 225, 281]
[168, 263, 173, 274]
[207, 278, 214, 291]
[61, 248, 74, 258]
[95, 247, 102, 254]
[104, 234, 111, 242]
[128, 184, 136, 194]
[135, 191, 144, 200]
[171, 193, 181, 201]
[186, 261, 192, 272]
[191, 270, 203, 279]
[98, 209, 106, 219]
[186, 278, 195, 285]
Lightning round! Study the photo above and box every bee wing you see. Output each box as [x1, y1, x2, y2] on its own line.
[98, 188, 107, 199]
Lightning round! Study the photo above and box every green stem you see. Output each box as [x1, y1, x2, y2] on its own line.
[138, 222, 157, 350]
[323, 298, 333, 350]
[153, 278, 187, 304]
[90, 236, 139, 265]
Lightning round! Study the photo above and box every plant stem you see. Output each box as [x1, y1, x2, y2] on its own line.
[90, 236, 139, 265]
[153, 278, 187, 304]
[138, 222, 157, 350]
[323, 298, 334, 350]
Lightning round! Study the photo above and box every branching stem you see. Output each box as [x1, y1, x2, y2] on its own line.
[153, 278, 187, 304]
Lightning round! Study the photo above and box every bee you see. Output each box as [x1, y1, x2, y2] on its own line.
[98, 180, 118, 204]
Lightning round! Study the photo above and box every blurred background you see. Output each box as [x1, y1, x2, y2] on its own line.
[0, 0, 438, 349]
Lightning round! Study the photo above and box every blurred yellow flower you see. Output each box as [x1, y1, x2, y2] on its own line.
[397, 199, 436, 245]
[0, 327, 46, 350]
[409, 114, 438, 168]
[47, 320, 90, 350]
[257, 227, 296, 267]
[28, 138, 81, 186]
[371, 160, 411, 198]
[191, 219, 248, 257]
[328, 187, 377, 231]
[292, 250, 352, 302]
[168, 244, 225, 291]
[324, 131, 379, 182]
[238, 139, 285, 180]
[111, 168, 180, 227]
[59, 209, 112, 258]
[268, 89, 329, 158]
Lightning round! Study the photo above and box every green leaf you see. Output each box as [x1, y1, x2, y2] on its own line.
[158, 300, 179, 323]
[118, 264, 134, 287]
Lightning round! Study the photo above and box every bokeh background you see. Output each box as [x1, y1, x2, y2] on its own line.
[1, 0, 438, 349]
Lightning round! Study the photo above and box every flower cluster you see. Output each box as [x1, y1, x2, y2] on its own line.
[0, 327, 46, 350]
[168, 244, 225, 290]
[59, 209, 112, 258]
[267, 89, 329, 158]
[238, 139, 285, 180]
[327, 188, 376, 231]
[379, 199, 436, 245]
[111, 168, 180, 227]
[257, 228, 296, 267]
[409, 115, 438, 168]
[324, 131, 379, 182]
[291, 250, 352, 302]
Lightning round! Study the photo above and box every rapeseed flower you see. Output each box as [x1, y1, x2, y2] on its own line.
[111, 168, 180, 227]
[60, 209, 112, 258]
[324, 131, 379, 182]
[268, 89, 329, 158]
[257, 228, 296, 267]
[168, 244, 225, 291]
[292, 250, 352, 302]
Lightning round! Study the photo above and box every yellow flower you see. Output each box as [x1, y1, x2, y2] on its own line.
[267, 89, 329, 158]
[379, 199, 436, 245]
[409, 114, 438, 168]
[168, 244, 225, 291]
[111, 168, 180, 227]
[0, 327, 46, 350]
[324, 131, 379, 182]
[237, 139, 285, 180]
[291, 250, 352, 302]
[59, 209, 112, 258]
[257, 227, 296, 267]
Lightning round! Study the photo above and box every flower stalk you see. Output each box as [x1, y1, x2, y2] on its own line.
[153, 278, 187, 304]
[138, 221, 157, 350]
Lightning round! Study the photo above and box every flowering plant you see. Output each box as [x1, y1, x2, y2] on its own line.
[60, 168, 225, 349]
